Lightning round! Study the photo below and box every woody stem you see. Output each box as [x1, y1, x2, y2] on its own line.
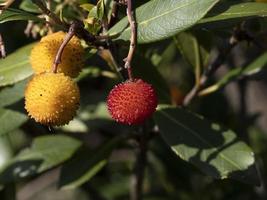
[124, 0, 137, 80]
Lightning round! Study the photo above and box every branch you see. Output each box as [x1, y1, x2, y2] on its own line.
[0, 34, 6, 58]
[130, 131, 147, 200]
[32, 1, 97, 44]
[52, 22, 77, 73]
[32, 0, 67, 29]
[182, 26, 250, 106]
[182, 43, 235, 106]
[124, 0, 137, 80]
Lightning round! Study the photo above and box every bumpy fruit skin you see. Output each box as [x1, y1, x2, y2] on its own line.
[107, 79, 158, 125]
[30, 31, 84, 78]
[25, 72, 80, 126]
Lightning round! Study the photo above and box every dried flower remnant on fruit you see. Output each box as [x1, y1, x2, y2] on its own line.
[25, 72, 80, 126]
[30, 31, 84, 78]
[107, 79, 158, 125]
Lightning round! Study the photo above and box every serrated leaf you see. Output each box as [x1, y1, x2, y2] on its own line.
[59, 136, 123, 190]
[199, 52, 267, 95]
[108, 0, 219, 43]
[154, 106, 260, 185]
[0, 43, 34, 87]
[0, 8, 43, 23]
[0, 135, 82, 183]
[199, 2, 267, 24]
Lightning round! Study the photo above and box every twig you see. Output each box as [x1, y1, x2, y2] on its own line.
[32, 0, 67, 29]
[123, 0, 137, 80]
[32, 1, 97, 44]
[45, 0, 53, 33]
[24, 21, 35, 37]
[130, 131, 148, 200]
[98, 48, 124, 80]
[111, 2, 118, 19]
[182, 44, 235, 106]
[0, 33, 6, 58]
[108, 1, 118, 27]
[182, 26, 251, 106]
[52, 22, 77, 73]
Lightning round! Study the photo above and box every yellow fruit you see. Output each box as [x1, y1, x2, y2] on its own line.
[30, 31, 84, 78]
[25, 72, 80, 126]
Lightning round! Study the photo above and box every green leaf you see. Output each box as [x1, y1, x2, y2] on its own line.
[0, 79, 27, 107]
[97, 0, 105, 20]
[154, 106, 260, 185]
[0, 80, 28, 136]
[0, 8, 43, 23]
[174, 30, 213, 85]
[59, 135, 125, 189]
[0, 108, 27, 136]
[0, 43, 34, 87]
[108, 0, 219, 43]
[199, 51, 267, 95]
[240, 52, 267, 76]
[80, 3, 95, 12]
[0, 79, 28, 136]
[0, 135, 14, 170]
[199, 2, 267, 24]
[174, 30, 213, 70]
[0, 135, 82, 183]
[19, 0, 41, 13]
[103, 0, 114, 23]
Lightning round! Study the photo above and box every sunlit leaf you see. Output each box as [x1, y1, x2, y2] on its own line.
[200, 2, 267, 24]
[0, 8, 43, 23]
[0, 135, 82, 183]
[0, 43, 34, 87]
[154, 105, 260, 185]
[108, 0, 219, 43]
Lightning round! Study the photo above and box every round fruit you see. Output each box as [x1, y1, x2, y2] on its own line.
[25, 72, 80, 126]
[107, 79, 158, 125]
[30, 31, 84, 78]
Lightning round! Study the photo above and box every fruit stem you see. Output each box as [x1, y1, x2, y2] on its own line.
[124, 0, 137, 80]
[0, 33, 6, 58]
[52, 22, 76, 73]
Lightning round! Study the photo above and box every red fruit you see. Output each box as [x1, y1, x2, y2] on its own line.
[107, 79, 158, 125]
